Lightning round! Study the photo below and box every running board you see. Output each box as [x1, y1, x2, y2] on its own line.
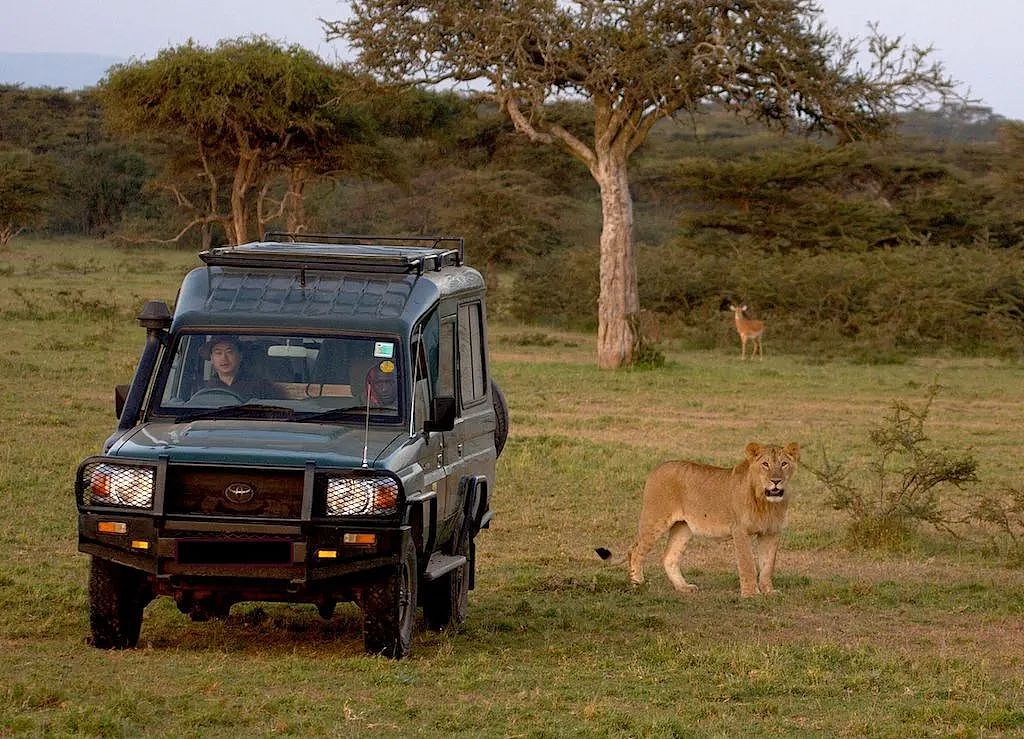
[423, 553, 467, 582]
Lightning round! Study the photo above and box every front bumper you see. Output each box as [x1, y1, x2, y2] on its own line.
[75, 456, 419, 600]
[79, 511, 411, 600]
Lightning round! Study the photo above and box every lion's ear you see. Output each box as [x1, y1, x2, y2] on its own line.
[745, 442, 762, 461]
[784, 442, 800, 460]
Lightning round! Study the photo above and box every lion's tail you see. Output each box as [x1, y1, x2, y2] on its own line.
[595, 547, 626, 565]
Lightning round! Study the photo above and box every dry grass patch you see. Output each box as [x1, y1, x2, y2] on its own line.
[1, 242, 1023, 735]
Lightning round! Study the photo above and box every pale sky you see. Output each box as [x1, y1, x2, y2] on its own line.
[1, 0, 1021, 120]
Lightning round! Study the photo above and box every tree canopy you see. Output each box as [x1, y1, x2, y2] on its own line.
[333, 0, 958, 367]
[100, 37, 382, 245]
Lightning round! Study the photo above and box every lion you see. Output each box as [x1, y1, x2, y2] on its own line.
[597, 442, 799, 597]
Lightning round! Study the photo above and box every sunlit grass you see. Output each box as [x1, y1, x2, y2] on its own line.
[1, 239, 1022, 735]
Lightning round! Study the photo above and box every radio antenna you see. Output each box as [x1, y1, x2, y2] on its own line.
[361, 367, 372, 468]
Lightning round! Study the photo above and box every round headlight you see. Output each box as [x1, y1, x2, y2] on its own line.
[88, 464, 155, 508]
[325, 477, 398, 516]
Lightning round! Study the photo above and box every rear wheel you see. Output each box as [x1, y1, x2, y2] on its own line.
[88, 557, 151, 649]
[362, 538, 418, 658]
[492, 380, 509, 458]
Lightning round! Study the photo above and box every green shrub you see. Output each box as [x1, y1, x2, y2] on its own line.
[511, 241, 1024, 356]
[630, 338, 667, 370]
[510, 246, 599, 329]
[808, 385, 979, 549]
[971, 486, 1024, 564]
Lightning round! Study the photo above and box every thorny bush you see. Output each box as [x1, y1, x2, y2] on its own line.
[809, 385, 979, 548]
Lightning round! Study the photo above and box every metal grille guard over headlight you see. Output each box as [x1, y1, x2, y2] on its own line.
[77, 458, 158, 509]
[76, 456, 405, 521]
[323, 476, 399, 516]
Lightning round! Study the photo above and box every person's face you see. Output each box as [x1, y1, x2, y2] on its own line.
[370, 371, 396, 402]
[210, 342, 240, 379]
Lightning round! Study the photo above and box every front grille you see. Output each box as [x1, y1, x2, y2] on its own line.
[176, 539, 293, 565]
[166, 466, 303, 518]
[164, 531, 296, 542]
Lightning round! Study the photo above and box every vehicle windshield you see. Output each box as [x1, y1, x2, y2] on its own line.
[153, 332, 403, 423]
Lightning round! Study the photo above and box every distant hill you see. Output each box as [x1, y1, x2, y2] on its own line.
[0, 52, 124, 90]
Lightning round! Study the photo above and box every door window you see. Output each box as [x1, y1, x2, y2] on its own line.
[458, 302, 486, 405]
[438, 318, 456, 400]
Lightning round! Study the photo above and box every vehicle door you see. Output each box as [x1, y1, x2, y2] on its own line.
[453, 300, 496, 500]
[412, 311, 454, 539]
[432, 314, 460, 528]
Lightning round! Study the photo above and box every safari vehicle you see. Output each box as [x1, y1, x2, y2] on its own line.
[75, 234, 508, 658]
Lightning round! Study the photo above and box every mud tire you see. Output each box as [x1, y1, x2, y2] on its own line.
[88, 557, 151, 649]
[362, 538, 418, 658]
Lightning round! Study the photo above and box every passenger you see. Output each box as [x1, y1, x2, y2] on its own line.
[365, 361, 398, 407]
[199, 336, 277, 400]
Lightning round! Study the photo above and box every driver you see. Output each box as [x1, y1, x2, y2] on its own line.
[199, 336, 277, 400]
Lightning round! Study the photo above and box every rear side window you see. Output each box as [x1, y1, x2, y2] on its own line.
[458, 302, 486, 405]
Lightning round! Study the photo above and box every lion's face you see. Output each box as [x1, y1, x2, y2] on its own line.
[745, 442, 800, 502]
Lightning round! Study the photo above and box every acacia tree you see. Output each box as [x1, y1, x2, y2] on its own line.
[258, 128, 403, 235]
[331, 0, 957, 367]
[101, 38, 379, 245]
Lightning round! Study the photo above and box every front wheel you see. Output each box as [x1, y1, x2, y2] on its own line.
[362, 538, 418, 659]
[88, 557, 151, 649]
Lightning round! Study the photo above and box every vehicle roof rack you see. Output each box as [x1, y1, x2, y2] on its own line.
[199, 233, 465, 276]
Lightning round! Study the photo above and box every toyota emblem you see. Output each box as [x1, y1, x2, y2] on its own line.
[224, 482, 255, 504]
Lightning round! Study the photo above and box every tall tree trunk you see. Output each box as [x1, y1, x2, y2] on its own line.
[229, 147, 259, 245]
[0, 223, 20, 247]
[285, 167, 308, 233]
[594, 153, 639, 369]
[484, 255, 499, 293]
[503, 95, 640, 367]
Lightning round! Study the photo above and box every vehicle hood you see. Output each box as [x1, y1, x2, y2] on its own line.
[109, 419, 405, 469]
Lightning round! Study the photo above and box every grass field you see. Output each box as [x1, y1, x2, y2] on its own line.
[1, 240, 1022, 736]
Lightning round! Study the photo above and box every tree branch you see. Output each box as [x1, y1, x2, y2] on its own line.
[504, 95, 597, 172]
[113, 215, 222, 246]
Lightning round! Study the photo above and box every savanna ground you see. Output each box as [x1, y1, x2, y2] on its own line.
[1, 240, 1022, 736]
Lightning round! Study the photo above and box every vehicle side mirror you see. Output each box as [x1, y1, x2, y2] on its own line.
[114, 384, 129, 419]
[424, 396, 456, 432]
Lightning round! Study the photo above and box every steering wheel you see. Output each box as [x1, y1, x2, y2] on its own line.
[186, 387, 245, 406]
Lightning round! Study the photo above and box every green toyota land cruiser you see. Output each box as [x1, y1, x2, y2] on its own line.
[75, 234, 508, 658]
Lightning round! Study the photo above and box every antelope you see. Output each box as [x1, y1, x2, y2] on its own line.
[729, 303, 764, 360]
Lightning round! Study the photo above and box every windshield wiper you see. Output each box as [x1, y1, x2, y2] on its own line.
[296, 406, 396, 423]
[172, 403, 297, 423]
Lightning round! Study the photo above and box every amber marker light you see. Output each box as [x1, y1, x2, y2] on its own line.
[343, 533, 377, 545]
[97, 521, 127, 534]
[317, 549, 338, 559]
[130, 540, 150, 550]
[374, 484, 398, 511]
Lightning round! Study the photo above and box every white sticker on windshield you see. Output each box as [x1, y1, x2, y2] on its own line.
[373, 342, 395, 359]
